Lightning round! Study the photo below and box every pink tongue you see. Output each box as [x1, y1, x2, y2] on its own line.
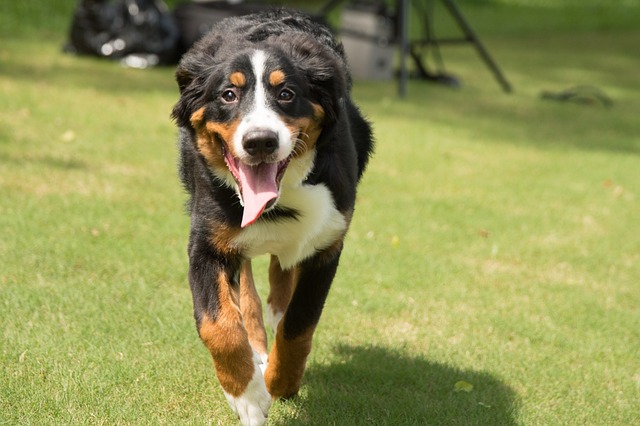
[238, 162, 279, 227]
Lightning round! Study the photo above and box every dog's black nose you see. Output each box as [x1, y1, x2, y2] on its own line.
[242, 129, 279, 157]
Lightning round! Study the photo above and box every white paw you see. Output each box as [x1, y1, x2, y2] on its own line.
[265, 304, 284, 335]
[223, 363, 272, 426]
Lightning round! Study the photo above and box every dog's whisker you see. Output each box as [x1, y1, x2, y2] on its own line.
[298, 131, 310, 140]
[293, 139, 309, 156]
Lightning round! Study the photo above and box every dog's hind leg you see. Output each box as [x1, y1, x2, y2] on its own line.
[239, 259, 268, 371]
[266, 255, 295, 334]
[264, 247, 342, 398]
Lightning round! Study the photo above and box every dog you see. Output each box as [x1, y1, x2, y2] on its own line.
[171, 9, 373, 425]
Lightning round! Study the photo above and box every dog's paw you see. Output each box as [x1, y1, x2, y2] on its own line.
[223, 365, 272, 426]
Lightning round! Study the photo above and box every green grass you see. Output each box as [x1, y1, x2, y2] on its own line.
[2, 1, 639, 425]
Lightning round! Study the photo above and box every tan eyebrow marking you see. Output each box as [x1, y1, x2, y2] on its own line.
[229, 72, 246, 87]
[269, 70, 286, 87]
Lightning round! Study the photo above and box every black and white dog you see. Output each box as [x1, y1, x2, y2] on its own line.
[172, 10, 373, 425]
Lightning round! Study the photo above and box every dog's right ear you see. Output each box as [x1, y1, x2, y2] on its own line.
[171, 35, 222, 128]
[172, 57, 208, 128]
[176, 67, 194, 94]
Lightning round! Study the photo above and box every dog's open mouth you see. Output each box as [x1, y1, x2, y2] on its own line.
[223, 146, 290, 228]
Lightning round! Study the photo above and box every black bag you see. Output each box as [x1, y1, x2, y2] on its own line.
[64, 0, 180, 66]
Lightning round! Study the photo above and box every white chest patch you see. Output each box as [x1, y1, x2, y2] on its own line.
[231, 182, 347, 270]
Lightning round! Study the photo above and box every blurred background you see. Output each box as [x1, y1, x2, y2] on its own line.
[2, 1, 639, 425]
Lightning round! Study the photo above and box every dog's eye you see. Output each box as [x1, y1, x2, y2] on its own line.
[221, 89, 238, 103]
[278, 89, 295, 102]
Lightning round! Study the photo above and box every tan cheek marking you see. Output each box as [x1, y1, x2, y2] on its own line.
[269, 70, 286, 87]
[198, 272, 255, 397]
[193, 118, 242, 174]
[190, 107, 206, 127]
[194, 128, 226, 172]
[287, 103, 325, 157]
[190, 108, 227, 171]
[206, 119, 241, 158]
[230, 72, 246, 87]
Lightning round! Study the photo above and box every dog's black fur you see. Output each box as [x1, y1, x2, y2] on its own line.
[171, 9, 373, 425]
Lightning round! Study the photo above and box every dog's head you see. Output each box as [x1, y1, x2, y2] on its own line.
[172, 32, 347, 227]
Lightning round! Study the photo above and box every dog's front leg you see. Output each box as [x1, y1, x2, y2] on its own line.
[189, 243, 271, 426]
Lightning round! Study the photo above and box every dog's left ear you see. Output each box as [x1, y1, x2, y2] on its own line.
[276, 34, 348, 127]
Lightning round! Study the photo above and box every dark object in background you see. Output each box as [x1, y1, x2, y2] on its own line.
[339, 1, 395, 80]
[172, 1, 282, 57]
[64, 0, 180, 67]
[541, 86, 613, 107]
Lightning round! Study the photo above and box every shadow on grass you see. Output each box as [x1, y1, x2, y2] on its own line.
[277, 344, 518, 425]
[368, 88, 640, 156]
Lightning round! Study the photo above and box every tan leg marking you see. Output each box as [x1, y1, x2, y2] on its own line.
[264, 323, 316, 399]
[198, 271, 255, 397]
[239, 259, 268, 357]
[267, 255, 296, 324]
[207, 221, 241, 257]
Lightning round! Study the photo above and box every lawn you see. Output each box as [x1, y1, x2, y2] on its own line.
[1, 1, 639, 425]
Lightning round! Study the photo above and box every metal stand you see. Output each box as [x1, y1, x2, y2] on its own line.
[398, 0, 410, 97]
[409, 0, 512, 93]
[318, 0, 512, 96]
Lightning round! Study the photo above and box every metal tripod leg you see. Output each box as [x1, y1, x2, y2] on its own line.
[399, 0, 410, 97]
[441, 0, 512, 93]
